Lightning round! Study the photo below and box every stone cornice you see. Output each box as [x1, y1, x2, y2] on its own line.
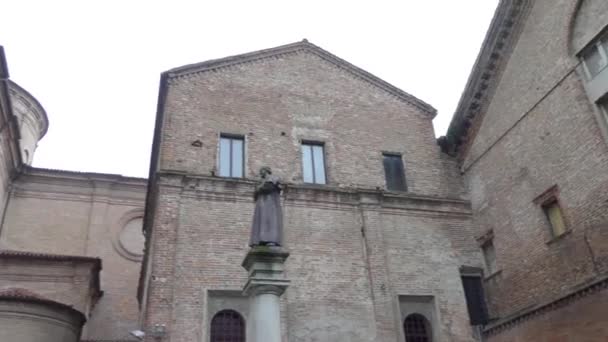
[165, 40, 436, 117]
[156, 172, 471, 215]
[22, 165, 147, 185]
[443, 0, 532, 157]
[484, 275, 608, 336]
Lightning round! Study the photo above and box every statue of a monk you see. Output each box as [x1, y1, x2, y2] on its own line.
[249, 167, 283, 247]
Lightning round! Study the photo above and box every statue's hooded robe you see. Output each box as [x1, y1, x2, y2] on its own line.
[249, 175, 283, 246]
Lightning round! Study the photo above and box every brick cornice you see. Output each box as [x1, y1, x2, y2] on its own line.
[444, 0, 532, 158]
[483, 275, 608, 336]
[164, 40, 436, 117]
[155, 172, 471, 214]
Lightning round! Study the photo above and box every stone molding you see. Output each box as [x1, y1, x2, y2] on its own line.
[484, 275, 608, 336]
[20, 165, 147, 187]
[157, 172, 471, 215]
[165, 40, 436, 117]
[111, 208, 145, 262]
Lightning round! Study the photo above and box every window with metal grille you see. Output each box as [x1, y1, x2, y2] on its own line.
[383, 153, 407, 191]
[219, 134, 244, 178]
[461, 276, 489, 325]
[301, 142, 326, 184]
[403, 313, 431, 342]
[210, 309, 245, 342]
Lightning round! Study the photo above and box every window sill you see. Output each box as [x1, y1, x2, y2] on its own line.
[484, 270, 502, 282]
[545, 229, 572, 245]
[296, 182, 332, 191]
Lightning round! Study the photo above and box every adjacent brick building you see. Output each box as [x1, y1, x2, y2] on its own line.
[444, 0, 608, 340]
[1, 0, 607, 340]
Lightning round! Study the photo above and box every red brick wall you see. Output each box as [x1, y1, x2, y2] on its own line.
[458, 0, 608, 338]
[142, 46, 480, 341]
[487, 287, 608, 342]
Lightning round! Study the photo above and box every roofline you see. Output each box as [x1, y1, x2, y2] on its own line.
[166, 40, 437, 117]
[443, 0, 531, 156]
[23, 165, 148, 183]
[0, 288, 87, 324]
[8, 80, 49, 140]
[0, 249, 103, 302]
[0, 249, 102, 267]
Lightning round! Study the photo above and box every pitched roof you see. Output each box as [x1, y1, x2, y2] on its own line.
[0, 287, 86, 322]
[165, 40, 436, 117]
[0, 249, 102, 267]
[443, 0, 531, 157]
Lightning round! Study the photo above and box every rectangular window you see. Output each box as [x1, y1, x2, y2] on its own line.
[582, 34, 608, 79]
[301, 142, 326, 184]
[219, 134, 244, 178]
[382, 153, 407, 191]
[582, 45, 607, 79]
[482, 241, 497, 275]
[461, 276, 489, 325]
[599, 97, 608, 124]
[542, 200, 567, 237]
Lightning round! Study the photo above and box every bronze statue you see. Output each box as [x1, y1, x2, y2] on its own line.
[250, 167, 283, 247]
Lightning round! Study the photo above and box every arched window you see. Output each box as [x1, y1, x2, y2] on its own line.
[403, 313, 431, 342]
[210, 309, 245, 342]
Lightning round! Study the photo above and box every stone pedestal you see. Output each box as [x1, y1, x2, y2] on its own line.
[242, 246, 290, 342]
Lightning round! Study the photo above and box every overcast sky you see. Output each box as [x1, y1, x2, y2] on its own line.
[2, 0, 498, 178]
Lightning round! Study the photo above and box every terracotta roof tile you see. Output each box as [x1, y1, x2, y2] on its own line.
[0, 250, 102, 268]
[0, 287, 86, 322]
[0, 287, 51, 301]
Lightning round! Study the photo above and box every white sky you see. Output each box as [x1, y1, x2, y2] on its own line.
[2, 0, 498, 178]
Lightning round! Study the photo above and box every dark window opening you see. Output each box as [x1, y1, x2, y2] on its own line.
[210, 309, 245, 342]
[301, 142, 326, 184]
[403, 313, 431, 342]
[383, 153, 407, 191]
[219, 135, 244, 178]
[461, 276, 489, 325]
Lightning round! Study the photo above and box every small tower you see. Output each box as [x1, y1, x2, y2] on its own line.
[8, 81, 48, 165]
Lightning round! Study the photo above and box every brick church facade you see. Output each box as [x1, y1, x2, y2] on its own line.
[1, 0, 607, 341]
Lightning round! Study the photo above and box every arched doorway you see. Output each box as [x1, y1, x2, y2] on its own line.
[403, 313, 432, 342]
[210, 309, 245, 342]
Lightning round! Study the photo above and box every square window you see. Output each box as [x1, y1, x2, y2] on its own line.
[542, 200, 567, 237]
[481, 241, 497, 275]
[382, 153, 407, 191]
[301, 142, 326, 184]
[219, 135, 244, 178]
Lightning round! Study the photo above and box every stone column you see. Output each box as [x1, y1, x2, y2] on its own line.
[242, 246, 290, 342]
